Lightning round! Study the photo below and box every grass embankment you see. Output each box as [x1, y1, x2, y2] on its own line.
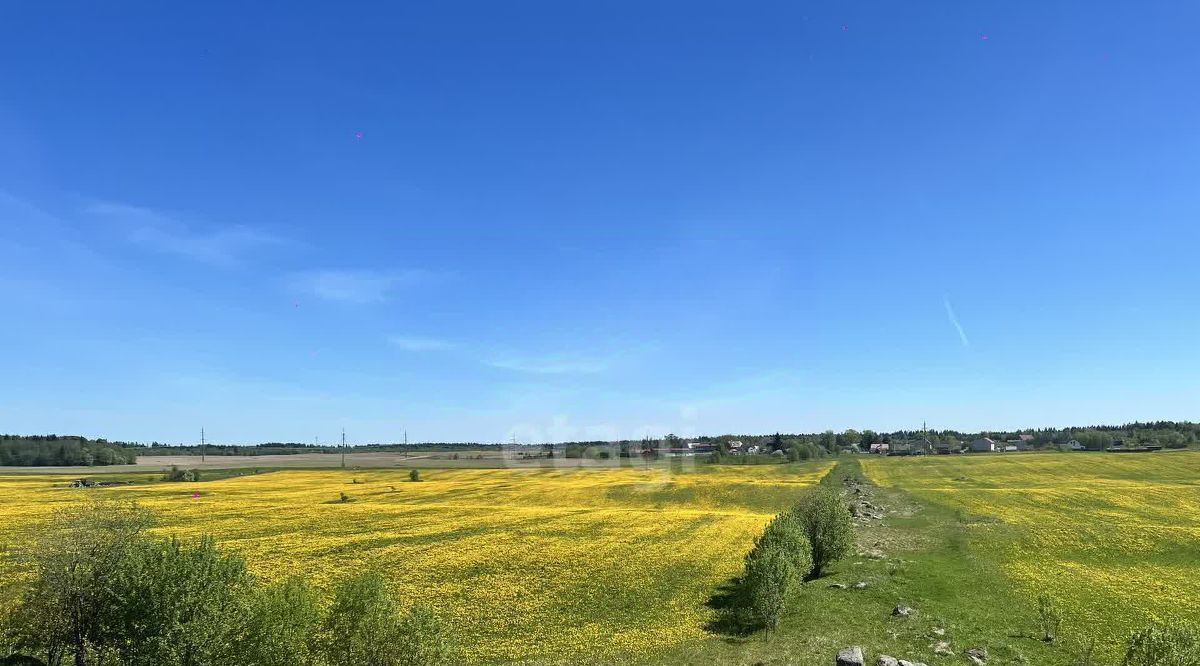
[659, 458, 1070, 665]
[865, 451, 1200, 663]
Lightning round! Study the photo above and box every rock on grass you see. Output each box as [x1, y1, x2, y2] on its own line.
[836, 646, 865, 666]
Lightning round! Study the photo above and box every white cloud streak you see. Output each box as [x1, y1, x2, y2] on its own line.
[292, 269, 433, 304]
[943, 296, 970, 348]
[485, 353, 612, 375]
[390, 336, 455, 352]
[84, 201, 284, 267]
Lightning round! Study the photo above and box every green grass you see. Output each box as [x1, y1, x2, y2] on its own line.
[653, 459, 1079, 665]
[864, 451, 1200, 663]
[5, 454, 1193, 664]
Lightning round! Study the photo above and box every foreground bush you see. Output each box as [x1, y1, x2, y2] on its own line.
[793, 486, 853, 578]
[0, 500, 452, 666]
[755, 511, 813, 578]
[742, 541, 798, 630]
[1123, 623, 1200, 666]
[735, 510, 812, 630]
[239, 577, 324, 666]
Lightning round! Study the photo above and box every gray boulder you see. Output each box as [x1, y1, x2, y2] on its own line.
[876, 657, 898, 666]
[965, 647, 988, 665]
[836, 646, 865, 666]
[892, 604, 914, 617]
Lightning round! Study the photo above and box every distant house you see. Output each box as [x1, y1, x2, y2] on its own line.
[1007, 439, 1031, 451]
[869, 442, 890, 455]
[1067, 439, 1085, 451]
[1003, 444, 1019, 452]
[655, 442, 716, 457]
[969, 437, 997, 453]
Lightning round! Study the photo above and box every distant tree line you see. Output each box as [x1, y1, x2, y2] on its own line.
[666, 421, 1200, 455]
[5, 421, 1197, 464]
[0, 436, 136, 467]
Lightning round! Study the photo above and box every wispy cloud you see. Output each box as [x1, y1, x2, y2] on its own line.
[485, 353, 612, 375]
[84, 201, 284, 267]
[390, 335, 455, 352]
[292, 269, 433, 304]
[943, 296, 970, 348]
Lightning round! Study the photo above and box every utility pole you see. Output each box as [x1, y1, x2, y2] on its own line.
[404, 429, 408, 459]
[201, 427, 206, 463]
[341, 428, 346, 469]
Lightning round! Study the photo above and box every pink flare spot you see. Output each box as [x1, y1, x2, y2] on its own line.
[354, 131, 364, 140]
[191, 492, 200, 499]
[981, 34, 989, 41]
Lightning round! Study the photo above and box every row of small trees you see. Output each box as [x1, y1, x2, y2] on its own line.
[738, 486, 853, 630]
[0, 500, 451, 666]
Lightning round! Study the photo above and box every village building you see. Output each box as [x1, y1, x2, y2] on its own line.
[969, 437, 997, 452]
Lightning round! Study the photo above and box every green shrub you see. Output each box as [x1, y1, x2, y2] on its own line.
[161, 466, 201, 482]
[0, 500, 452, 666]
[730, 510, 811, 632]
[3, 500, 252, 666]
[1037, 594, 1062, 643]
[324, 572, 452, 665]
[396, 605, 453, 665]
[753, 512, 813, 579]
[1123, 623, 1200, 666]
[793, 486, 853, 578]
[240, 577, 324, 666]
[741, 541, 799, 631]
[409, 469, 421, 482]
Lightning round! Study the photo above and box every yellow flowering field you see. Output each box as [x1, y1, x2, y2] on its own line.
[0, 461, 831, 664]
[863, 452, 1200, 654]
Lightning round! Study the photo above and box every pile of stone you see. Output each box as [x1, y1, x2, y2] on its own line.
[833, 644, 988, 666]
[835, 646, 929, 666]
[843, 477, 885, 521]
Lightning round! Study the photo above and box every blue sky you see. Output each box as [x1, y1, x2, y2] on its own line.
[2, 2, 1198, 444]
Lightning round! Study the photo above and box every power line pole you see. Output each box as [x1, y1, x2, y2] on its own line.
[341, 428, 346, 469]
[404, 429, 408, 459]
[201, 427, 206, 463]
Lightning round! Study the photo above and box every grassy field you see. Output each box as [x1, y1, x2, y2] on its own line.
[862, 451, 1200, 662]
[0, 461, 831, 664]
[3, 452, 1196, 664]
